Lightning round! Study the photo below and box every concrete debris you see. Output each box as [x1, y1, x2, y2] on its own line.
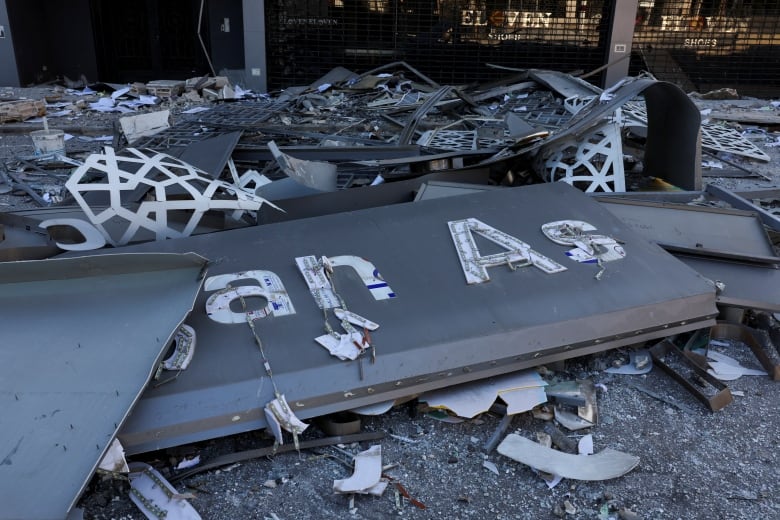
[0, 99, 46, 123]
[119, 110, 171, 144]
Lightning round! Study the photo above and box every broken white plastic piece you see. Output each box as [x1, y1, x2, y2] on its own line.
[499, 385, 549, 415]
[296, 255, 341, 309]
[333, 445, 388, 496]
[578, 434, 594, 456]
[315, 331, 367, 360]
[264, 394, 308, 446]
[161, 324, 197, 371]
[541, 220, 597, 245]
[449, 218, 566, 284]
[693, 348, 768, 380]
[129, 462, 201, 520]
[483, 460, 500, 475]
[542, 220, 626, 264]
[421, 370, 547, 418]
[554, 406, 594, 431]
[350, 400, 395, 416]
[98, 438, 129, 474]
[175, 455, 201, 471]
[565, 239, 625, 264]
[498, 434, 639, 481]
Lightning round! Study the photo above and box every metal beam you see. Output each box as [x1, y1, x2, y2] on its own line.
[603, 0, 639, 88]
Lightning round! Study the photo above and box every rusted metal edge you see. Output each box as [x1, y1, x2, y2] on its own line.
[649, 339, 733, 412]
[710, 322, 780, 381]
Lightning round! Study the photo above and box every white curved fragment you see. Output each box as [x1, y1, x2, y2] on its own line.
[498, 434, 639, 481]
[161, 324, 196, 371]
[39, 218, 107, 251]
[334, 445, 386, 495]
[264, 394, 308, 446]
[329, 255, 396, 300]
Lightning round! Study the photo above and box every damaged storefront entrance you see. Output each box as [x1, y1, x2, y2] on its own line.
[90, 0, 210, 83]
[265, 0, 615, 88]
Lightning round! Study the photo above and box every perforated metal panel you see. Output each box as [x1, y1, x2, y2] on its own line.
[265, 0, 613, 88]
[631, 0, 780, 96]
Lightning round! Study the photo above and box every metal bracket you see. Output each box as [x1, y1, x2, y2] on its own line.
[649, 339, 733, 412]
[709, 322, 780, 381]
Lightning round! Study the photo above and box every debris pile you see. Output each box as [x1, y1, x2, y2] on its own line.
[1, 63, 780, 519]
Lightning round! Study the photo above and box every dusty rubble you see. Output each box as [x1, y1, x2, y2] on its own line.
[1, 65, 780, 520]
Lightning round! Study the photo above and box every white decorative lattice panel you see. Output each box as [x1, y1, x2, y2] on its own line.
[417, 129, 514, 151]
[536, 121, 626, 193]
[700, 123, 771, 162]
[622, 101, 770, 162]
[66, 147, 278, 246]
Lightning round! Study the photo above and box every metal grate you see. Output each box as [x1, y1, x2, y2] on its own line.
[265, 0, 613, 89]
[630, 0, 780, 97]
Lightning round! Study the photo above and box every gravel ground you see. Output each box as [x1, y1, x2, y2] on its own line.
[2, 84, 780, 520]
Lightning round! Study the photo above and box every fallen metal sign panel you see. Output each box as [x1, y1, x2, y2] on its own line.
[707, 184, 780, 232]
[0, 253, 207, 520]
[85, 183, 717, 454]
[597, 198, 777, 260]
[678, 255, 780, 312]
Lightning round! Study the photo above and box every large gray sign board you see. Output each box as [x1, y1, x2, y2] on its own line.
[0, 253, 207, 520]
[95, 182, 717, 454]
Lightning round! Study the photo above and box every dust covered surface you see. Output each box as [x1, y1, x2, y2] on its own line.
[2, 84, 780, 520]
[78, 354, 780, 520]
